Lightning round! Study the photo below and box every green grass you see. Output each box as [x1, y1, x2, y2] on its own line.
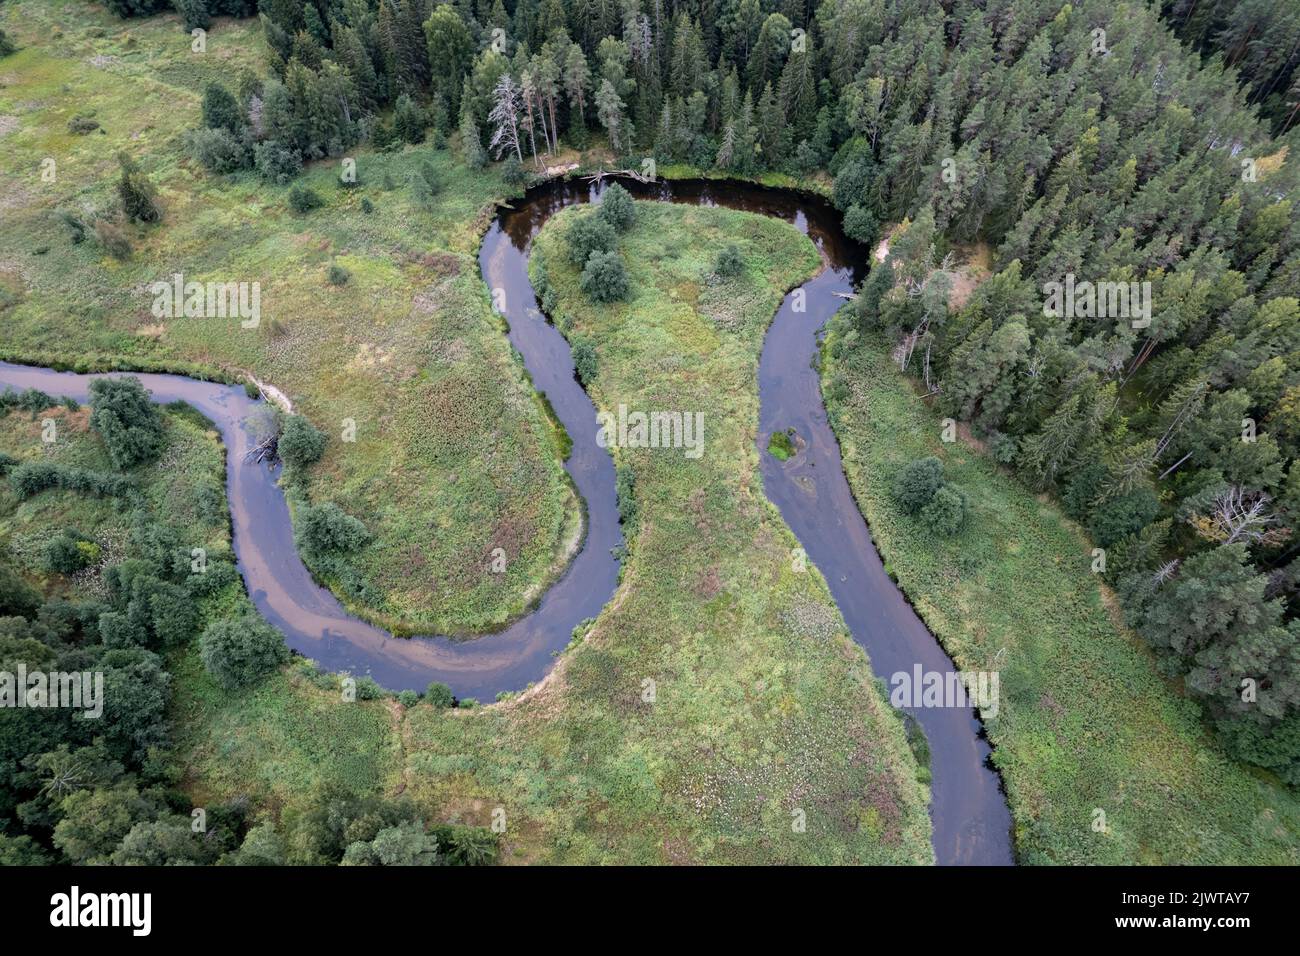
[0, 1, 575, 636]
[169, 652, 402, 814]
[767, 428, 796, 461]
[822, 326, 1300, 864]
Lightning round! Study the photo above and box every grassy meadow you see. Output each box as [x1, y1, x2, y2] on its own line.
[821, 326, 1300, 864]
[0, 0, 575, 635]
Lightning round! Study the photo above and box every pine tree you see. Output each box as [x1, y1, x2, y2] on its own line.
[425, 5, 474, 117]
[459, 88, 487, 169]
[595, 77, 628, 154]
[563, 43, 591, 129]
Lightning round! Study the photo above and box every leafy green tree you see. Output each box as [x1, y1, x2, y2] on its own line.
[278, 414, 326, 469]
[53, 784, 156, 865]
[580, 251, 629, 302]
[566, 213, 617, 266]
[425, 682, 454, 708]
[425, 6, 473, 113]
[111, 816, 208, 865]
[842, 205, 878, 245]
[0, 835, 50, 865]
[297, 502, 370, 555]
[227, 822, 288, 866]
[99, 610, 147, 649]
[88, 377, 164, 470]
[0, 563, 41, 618]
[342, 820, 439, 865]
[97, 647, 171, 761]
[147, 581, 199, 648]
[892, 457, 944, 515]
[921, 485, 968, 536]
[199, 614, 289, 690]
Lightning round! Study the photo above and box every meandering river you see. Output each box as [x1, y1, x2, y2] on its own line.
[0, 176, 1012, 864]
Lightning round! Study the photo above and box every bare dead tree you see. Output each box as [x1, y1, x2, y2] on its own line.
[245, 433, 279, 464]
[895, 254, 954, 373]
[1152, 559, 1181, 586]
[1189, 485, 1291, 547]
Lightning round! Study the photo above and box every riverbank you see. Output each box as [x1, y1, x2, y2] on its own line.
[821, 327, 1300, 863]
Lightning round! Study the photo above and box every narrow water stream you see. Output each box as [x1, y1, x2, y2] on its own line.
[0, 175, 1012, 864]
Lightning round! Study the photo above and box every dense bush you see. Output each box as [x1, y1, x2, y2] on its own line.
[10, 462, 133, 499]
[424, 682, 454, 708]
[566, 214, 617, 267]
[68, 115, 101, 135]
[253, 141, 301, 184]
[570, 336, 598, 386]
[199, 614, 289, 690]
[0, 563, 41, 618]
[288, 184, 324, 213]
[102, 0, 167, 17]
[186, 559, 239, 598]
[891, 457, 945, 515]
[99, 611, 148, 649]
[115, 153, 160, 224]
[920, 485, 968, 536]
[88, 377, 164, 470]
[43, 530, 99, 574]
[501, 156, 527, 188]
[0, 387, 56, 414]
[145, 581, 200, 648]
[278, 415, 326, 469]
[580, 251, 630, 303]
[185, 127, 250, 174]
[714, 244, 743, 277]
[296, 502, 370, 555]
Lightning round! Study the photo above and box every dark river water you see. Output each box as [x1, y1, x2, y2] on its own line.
[0, 176, 1012, 865]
